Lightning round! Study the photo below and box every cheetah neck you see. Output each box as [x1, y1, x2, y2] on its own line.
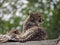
[24, 20, 39, 31]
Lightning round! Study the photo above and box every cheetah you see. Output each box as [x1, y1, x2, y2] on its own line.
[15, 12, 47, 42]
[0, 29, 20, 43]
[0, 12, 47, 42]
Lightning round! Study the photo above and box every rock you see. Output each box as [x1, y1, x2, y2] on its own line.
[0, 39, 57, 45]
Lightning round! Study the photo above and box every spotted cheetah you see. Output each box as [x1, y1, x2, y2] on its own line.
[15, 12, 47, 42]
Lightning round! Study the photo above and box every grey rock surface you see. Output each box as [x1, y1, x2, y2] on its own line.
[0, 39, 57, 45]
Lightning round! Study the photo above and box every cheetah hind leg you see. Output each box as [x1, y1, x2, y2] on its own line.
[16, 27, 39, 42]
[0, 36, 8, 43]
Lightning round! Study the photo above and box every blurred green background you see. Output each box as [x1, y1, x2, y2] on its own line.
[0, 0, 60, 39]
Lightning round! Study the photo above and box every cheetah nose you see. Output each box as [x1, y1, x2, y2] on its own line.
[39, 20, 41, 22]
[39, 19, 44, 22]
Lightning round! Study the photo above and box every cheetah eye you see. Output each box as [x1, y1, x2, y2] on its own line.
[38, 16, 40, 17]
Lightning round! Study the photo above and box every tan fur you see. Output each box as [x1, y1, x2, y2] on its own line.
[0, 34, 11, 43]
[15, 12, 47, 42]
[0, 12, 47, 42]
[23, 12, 44, 32]
[16, 26, 47, 42]
[7, 29, 20, 35]
[0, 29, 20, 43]
[57, 39, 60, 45]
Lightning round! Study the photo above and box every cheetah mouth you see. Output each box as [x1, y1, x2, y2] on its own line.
[39, 19, 43, 22]
[39, 19, 44, 22]
[39, 20, 41, 22]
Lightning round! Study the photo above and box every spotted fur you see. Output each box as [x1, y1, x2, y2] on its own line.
[0, 12, 47, 42]
[16, 12, 47, 42]
[0, 29, 20, 43]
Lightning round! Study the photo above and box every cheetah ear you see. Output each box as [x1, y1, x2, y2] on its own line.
[29, 12, 34, 21]
[29, 12, 34, 17]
